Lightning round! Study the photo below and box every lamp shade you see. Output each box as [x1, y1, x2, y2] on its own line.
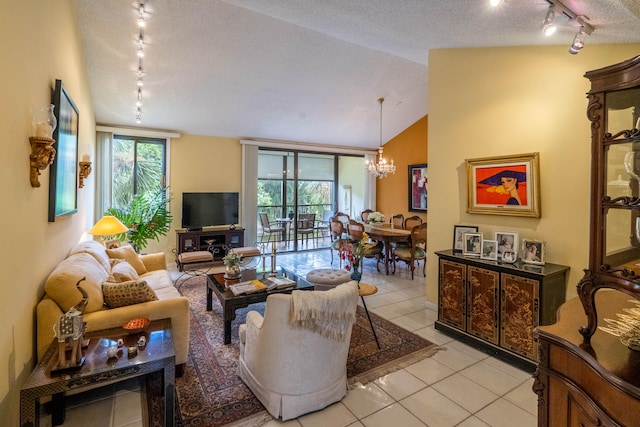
[88, 216, 129, 236]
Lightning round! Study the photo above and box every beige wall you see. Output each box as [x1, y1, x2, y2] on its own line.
[0, 1, 95, 424]
[426, 44, 640, 304]
[144, 134, 244, 256]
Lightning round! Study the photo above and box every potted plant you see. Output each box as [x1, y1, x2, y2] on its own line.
[222, 249, 241, 279]
[105, 186, 173, 252]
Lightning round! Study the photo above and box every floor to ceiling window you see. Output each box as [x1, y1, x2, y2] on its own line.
[258, 149, 363, 252]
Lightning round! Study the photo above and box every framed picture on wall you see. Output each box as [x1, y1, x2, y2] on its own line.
[466, 152, 540, 217]
[408, 164, 428, 212]
[48, 79, 79, 222]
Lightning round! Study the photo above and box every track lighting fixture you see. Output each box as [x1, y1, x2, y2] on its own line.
[489, 0, 503, 6]
[568, 17, 594, 55]
[541, 5, 557, 36]
[133, 2, 149, 123]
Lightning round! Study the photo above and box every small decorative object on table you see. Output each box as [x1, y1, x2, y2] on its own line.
[123, 317, 150, 334]
[599, 299, 640, 351]
[223, 248, 242, 279]
[367, 211, 386, 225]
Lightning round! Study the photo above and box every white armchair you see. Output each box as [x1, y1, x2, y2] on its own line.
[237, 281, 359, 421]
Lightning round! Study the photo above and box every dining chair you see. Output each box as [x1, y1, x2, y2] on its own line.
[329, 217, 345, 266]
[391, 223, 427, 279]
[258, 212, 285, 243]
[335, 211, 350, 230]
[360, 209, 374, 223]
[347, 219, 383, 272]
[390, 213, 404, 229]
[403, 215, 423, 230]
[297, 213, 316, 247]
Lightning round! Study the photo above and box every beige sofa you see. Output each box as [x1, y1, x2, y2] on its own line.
[36, 240, 189, 370]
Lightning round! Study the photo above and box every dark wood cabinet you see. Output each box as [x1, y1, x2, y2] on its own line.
[534, 56, 640, 427]
[176, 228, 244, 261]
[436, 250, 568, 371]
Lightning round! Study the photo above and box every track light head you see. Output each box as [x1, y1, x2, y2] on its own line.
[568, 17, 594, 55]
[541, 5, 557, 36]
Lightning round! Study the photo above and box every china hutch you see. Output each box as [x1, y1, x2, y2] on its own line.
[534, 56, 640, 426]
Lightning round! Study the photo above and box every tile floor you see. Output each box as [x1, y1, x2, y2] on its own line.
[49, 249, 538, 427]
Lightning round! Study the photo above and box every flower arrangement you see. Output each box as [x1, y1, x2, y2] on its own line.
[222, 249, 241, 267]
[367, 211, 385, 224]
[339, 232, 376, 272]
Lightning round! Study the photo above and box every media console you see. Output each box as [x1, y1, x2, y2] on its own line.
[176, 228, 245, 262]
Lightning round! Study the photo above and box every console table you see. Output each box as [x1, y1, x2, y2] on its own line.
[435, 249, 568, 371]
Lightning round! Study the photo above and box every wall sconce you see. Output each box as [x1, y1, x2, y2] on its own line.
[79, 155, 92, 188]
[29, 104, 57, 187]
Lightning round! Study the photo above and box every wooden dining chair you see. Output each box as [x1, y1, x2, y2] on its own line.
[392, 223, 427, 279]
[329, 217, 346, 266]
[347, 219, 383, 272]
[403, 215, 423, 230]
[390, 214, 404, 229]
[335, 211, 350, 230]
[360, 209, 374, 223]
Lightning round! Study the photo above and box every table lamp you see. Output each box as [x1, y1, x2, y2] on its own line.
[88, 216, 129, 244]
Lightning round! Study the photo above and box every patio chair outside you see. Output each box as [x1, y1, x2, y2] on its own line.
[259, 212, 285, 243]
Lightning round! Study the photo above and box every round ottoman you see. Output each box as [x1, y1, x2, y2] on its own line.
[306, 268, 352, 291]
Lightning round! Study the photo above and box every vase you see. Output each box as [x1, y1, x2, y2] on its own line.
[224, 264, 241, 279]
[350, 263, 362, 282]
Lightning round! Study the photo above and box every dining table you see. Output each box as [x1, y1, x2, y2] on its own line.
[363, 223, 412, 275]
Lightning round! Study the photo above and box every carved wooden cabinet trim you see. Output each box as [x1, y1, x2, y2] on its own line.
[435, 250, 568, 371]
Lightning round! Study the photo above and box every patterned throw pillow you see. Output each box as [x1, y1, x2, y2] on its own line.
[102, 280, 158, 308]
[106, 245, 147, 275]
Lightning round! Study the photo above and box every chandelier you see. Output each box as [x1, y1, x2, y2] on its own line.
[366, 98, 396, 178]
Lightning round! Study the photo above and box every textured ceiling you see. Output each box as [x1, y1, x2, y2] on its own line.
[74, 0, 640, 148]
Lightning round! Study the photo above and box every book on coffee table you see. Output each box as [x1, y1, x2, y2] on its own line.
[229, 279, 267, 296]
[263, 276, 296, 290]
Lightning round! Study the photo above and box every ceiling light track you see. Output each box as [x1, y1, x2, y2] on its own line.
[134, 1, 149, 124]
[541, 0, 594, 54]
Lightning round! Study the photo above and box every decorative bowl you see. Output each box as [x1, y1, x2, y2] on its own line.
[123, 317, 150, 334]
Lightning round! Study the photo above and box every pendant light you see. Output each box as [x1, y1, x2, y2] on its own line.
[365, 98, 396, 178]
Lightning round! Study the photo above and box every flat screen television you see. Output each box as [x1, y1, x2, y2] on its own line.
[181, 192, 239, 230]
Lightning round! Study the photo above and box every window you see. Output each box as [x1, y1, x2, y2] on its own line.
[111, 135, 166, 209]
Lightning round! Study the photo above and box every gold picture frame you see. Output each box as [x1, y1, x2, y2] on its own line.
[466, 152, 540, 217]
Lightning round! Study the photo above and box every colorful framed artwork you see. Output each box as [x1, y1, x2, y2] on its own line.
[408, 164, 427, 212]
[453, 225, 479, 253]
[466, 152, 540, 217]
[495, 231, 518, 263]
[481, 239, 498, 261]
[462, 232, 482, 257]
[522, 239, 545, 265]
[48, 79, 79, 222]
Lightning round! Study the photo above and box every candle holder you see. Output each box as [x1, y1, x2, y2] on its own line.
[29, 137, 56, 187]
[78, 161, 92, 188]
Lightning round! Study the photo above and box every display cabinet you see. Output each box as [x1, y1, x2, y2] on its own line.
[534, 56, 640, 427]
[435, 250, 568, 371]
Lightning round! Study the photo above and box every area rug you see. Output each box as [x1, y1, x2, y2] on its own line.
[156, 275, 440, 427]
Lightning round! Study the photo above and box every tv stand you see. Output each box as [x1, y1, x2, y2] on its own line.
[176, 228, 245, 262]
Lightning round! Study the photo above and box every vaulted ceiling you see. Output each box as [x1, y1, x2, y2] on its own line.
[74, 0, 640, 148]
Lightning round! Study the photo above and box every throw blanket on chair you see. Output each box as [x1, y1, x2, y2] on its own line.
[289, 281, 358, 342]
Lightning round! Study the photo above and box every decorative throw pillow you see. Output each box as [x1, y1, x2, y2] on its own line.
[110, 260, 139, 282]
[102, 280, 158, 308]
[106, 245, 147, 275]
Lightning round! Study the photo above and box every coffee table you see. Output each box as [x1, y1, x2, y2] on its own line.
[207, 267, 313, 344]
[20, 318, 175, 427]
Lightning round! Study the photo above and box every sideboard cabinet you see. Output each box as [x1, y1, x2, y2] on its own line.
[435, 250, 568, 371]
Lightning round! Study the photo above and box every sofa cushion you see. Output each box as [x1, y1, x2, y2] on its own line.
[106, 245, 147, 275]
[68, 240, 111, 273]
[102, 279, 158, 308]
[110, 260, 139, 282]
[45, 253, 107, 313]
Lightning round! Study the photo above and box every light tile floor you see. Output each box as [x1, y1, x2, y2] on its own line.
[50, 249, 538, 427]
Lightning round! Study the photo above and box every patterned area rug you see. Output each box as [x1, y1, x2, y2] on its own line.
[158, 275, 440, 427]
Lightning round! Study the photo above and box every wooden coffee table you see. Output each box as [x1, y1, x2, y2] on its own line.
[207, 267, 312, 344]
[20, 318, 175, 427]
